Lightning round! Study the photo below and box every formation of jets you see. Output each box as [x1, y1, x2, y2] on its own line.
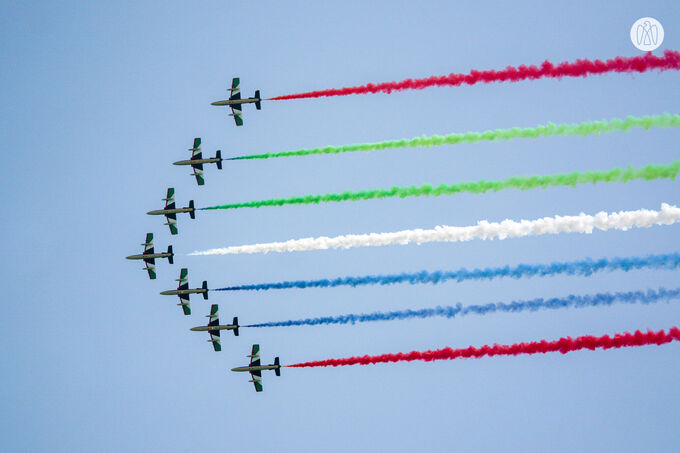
[128, 77, 282, 392]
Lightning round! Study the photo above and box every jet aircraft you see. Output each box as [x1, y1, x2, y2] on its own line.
[211, 78, 261, 126]
[125, 233, 173, 279]
[160, 268, 207, 315]
[173, 138, 223, 186]
[190, 304, 239, 351]
[146, 187, 195, 235]
[231, 344, 281, 392]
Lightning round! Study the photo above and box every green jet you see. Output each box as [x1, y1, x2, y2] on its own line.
[190, 304, 239, 352]
[231, 344, 281, 392]
[125, 233, 173, 279]
[173, 138, 223, 186]
[146, 187, 195, 235]
[211, 78, 262, 126]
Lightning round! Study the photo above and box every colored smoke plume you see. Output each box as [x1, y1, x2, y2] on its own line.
[268, 51, 680, 100]
[245, 288, 680, 328]
[287, 327, 680, 368]
[201, 161, 680, 211]
[190, 203, 680, 256]
[230, 114, 680, 161]
[215, 253, 680, 292]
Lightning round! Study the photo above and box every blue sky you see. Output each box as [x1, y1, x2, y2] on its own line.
[2, 1, 679, 451]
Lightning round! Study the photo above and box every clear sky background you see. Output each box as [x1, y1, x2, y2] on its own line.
[2, 1, 679, 451]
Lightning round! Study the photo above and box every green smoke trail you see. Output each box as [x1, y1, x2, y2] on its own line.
[201, 161, 680, 211]
[229, 114, 680, 160]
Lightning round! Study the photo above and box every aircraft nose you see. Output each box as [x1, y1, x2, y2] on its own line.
[125, 255, 133, 260]
[159, 290, 173, 296]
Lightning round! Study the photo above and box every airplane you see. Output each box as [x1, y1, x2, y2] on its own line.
[231, 344, 281, 392]
[160, 268, 207, 316]
[146, 187, 195, 235]
[211, 78, 262, 126]
[125, 233, 173, 279]
[173, 138, 223, 186]
[190, 304, 239, 351]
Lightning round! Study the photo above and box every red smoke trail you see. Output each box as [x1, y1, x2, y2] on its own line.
[268, 50, 680, 101]
[286, 327, 680, 368]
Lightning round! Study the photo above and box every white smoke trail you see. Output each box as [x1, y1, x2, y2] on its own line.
[190, 203, 680, 256]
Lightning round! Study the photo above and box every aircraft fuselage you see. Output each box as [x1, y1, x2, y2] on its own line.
[190, 324, 237, 332]
[231, 364, 280, 373]
[160, 288, 207, 296]
[126, 252, 171, 260]
[147, 207, 194, 216]
[211, 97, 260, 106]
[173, 158, 222, 166]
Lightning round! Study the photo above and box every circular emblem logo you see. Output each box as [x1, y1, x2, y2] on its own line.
[630, 17, 664, 51]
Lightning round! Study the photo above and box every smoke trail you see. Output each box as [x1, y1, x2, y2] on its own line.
[200, 161, 680, 211]
[268, 50, 680, 101]
[190, 203, 680, 256]
[286, 326, 680, 368]
[215, 252, 680, 292]
[245, 287, 680, 328]
[229, 114, 680, 161]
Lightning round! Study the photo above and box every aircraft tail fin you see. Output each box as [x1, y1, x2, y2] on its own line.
[233, 317, 239, 336]
[167, 245, 174, 264]
[215, 150, 223, 169]
[254, 90, 261, 110]
[189, 200, 195, 219]
[202, 281, 209, 299]
[274, 357, 281, 376]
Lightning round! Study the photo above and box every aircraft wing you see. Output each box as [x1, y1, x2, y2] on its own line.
[191, 164, 205, 186]
[143, 258, 156, 280]
[229, 77, 241, 97]
[178, 293, 191, 315]
[248, 344, 262, 391]
[142, 233, 156, 279]
[189, 138, 205, 185]
[228, 78, 243, 126]
[165, 213, 178, 235]
[164, 188, 176, 209]
[249, 344, 261, 366]
[143, 233, 154, 253]
[177, 268, 190, 315]
[250, 371, 263, 392]
[175, 293, 191, 315]
[230, 105, 243, 126]
[178, 268, 188, 289]
[164, 188, 178, 234]
[190, 138, 202, 159]
[208, 304, 221, 351]
[210, 329, 221, 351]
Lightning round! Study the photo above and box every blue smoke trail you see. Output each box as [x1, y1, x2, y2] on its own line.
[215, 253, 680, 292]
[244, 287, 680, 328]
